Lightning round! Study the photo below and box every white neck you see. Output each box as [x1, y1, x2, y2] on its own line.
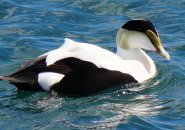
[116, 46, 157, 83]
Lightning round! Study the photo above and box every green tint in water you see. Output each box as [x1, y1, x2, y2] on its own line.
[0, 0, 185, 129]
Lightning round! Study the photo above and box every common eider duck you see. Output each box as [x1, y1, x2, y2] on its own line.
[0, 20, 170, 96]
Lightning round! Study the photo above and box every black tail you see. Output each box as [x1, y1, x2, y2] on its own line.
[0, 76, 24, 83]
[0, 75, 43, 91]
[0, 56, 47, 91]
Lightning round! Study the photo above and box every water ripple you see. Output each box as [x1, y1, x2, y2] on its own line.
[0, 0, 185, 129]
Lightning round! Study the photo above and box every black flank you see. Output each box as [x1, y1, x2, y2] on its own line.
[3, 57, 138, 95]
[50, 58, 138, 96]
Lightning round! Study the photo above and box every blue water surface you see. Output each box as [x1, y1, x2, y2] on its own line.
[0, 0, 185, 129]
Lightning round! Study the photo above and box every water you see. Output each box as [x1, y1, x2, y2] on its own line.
[0, 0, 185, 129]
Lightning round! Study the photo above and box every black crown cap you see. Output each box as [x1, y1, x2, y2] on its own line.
[122, 20, 158, 37]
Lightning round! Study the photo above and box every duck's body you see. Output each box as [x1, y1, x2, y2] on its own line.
[0, 20, 170, 96]
[42, 38, 156, 83]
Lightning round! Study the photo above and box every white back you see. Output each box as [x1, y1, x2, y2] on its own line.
[40, 38, 157, 83]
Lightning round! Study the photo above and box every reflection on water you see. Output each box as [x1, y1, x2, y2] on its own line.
[0, 0, 185, 129]
[0, 76, 180, 129]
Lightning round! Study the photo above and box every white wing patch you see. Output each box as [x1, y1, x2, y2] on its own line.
[38, 72, 65, 91]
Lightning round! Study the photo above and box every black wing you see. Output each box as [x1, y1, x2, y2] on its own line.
[2, 56, 137, 95]
[5, 56, 71, 91]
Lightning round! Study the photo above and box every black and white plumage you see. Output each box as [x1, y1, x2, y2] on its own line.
[0, 20, 170, 96]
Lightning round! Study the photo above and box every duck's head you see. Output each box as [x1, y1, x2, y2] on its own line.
[116, 20, 170, 60]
